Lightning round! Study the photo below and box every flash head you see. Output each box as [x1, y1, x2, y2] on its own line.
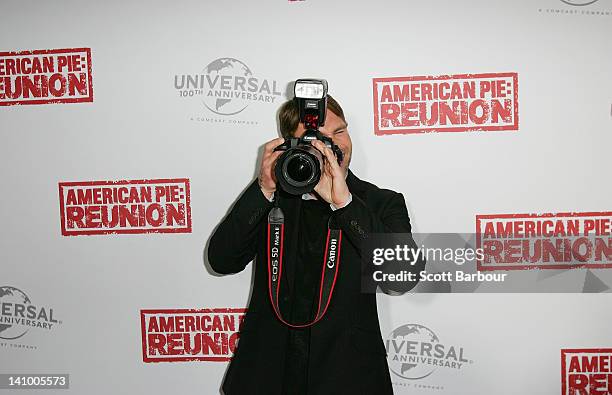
[294, 79, 328, 99]
[294, 79, 328, 130]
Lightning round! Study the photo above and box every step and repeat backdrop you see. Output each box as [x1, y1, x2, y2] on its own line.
[1, 0, 611, 394]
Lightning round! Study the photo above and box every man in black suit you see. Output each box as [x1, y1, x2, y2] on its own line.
[208, 94, 421, 395]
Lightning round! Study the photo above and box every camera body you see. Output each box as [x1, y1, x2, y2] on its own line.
[274, 79, 344, 195]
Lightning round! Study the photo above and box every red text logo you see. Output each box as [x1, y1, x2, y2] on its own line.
[140, 309, 246, 363]
[0, 48, 93, 106]
[562, 348, 612, 394]
[58, 178, 192, 236]
[476, 212, 612, 270]
[373, 72, 518, 135]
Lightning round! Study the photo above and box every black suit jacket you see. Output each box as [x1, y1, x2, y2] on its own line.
[208, 170, 420, 395]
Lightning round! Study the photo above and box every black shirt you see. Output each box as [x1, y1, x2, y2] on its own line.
[280, 198, 332, 395]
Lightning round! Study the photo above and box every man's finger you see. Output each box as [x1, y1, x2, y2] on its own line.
[311, 140, 325, 153]
[262, 140, 285, 163]
[312, 141, 340, 171]
[265, 137, 285, 152]
[320, 145, 341, 173]
[269, 150, 283, 166]
[262, 150, 283, 174]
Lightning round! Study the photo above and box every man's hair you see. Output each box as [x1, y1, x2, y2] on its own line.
[278, 94, 346, 139]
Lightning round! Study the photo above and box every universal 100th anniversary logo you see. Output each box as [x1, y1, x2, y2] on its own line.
[385, 323, 474, 391]
[173, 57, 283, 126]
[0, 286, 62, 350]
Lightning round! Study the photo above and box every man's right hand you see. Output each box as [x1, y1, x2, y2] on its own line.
[258, 137, 285, 200]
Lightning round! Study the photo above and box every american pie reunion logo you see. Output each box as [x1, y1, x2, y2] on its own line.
[373, 72, 518, 135]
[476, 212, 612, 270]
[140, 309, 246, 363]
[562, 348, 612, 394]
[0, 48, 93, 106]
[58, 178, 192, 236]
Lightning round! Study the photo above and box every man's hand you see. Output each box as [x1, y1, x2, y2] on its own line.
[311, 140, 350, 207]
[258, 137, 285, 200]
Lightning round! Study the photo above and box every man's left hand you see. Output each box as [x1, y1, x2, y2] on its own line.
[311, 140, 350, 208]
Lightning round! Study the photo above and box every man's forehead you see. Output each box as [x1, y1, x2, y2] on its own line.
[327, 122, 348, 133]
[324, 111, 348, 130]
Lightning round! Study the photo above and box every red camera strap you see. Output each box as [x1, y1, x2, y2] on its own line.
[267, 206, 342, 328]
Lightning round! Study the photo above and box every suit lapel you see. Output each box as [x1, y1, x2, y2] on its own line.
[346, 169, 366, 199]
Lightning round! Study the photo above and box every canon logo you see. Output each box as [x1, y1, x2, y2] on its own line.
[327, 239, 338, 268]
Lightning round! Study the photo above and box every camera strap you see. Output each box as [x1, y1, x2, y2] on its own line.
[267, 205, 342, 328]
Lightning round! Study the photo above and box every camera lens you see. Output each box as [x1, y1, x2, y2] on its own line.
[286, 155, 313, 183]
[275, 146, 322, 195]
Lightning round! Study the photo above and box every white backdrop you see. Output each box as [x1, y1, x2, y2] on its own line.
[1, 0, 611, 394]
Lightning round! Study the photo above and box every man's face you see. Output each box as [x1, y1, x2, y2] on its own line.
[293, 109, 352, 173]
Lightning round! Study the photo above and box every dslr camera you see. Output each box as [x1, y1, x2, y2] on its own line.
[274, 79, 344, 195]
